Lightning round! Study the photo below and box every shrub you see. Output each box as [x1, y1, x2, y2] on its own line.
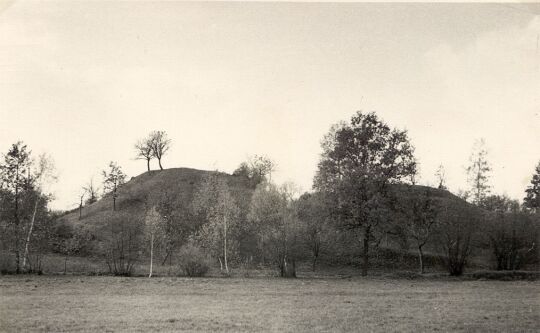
[177, 243, 210, 277]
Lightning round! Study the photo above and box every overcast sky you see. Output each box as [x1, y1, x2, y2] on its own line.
[1, 1, 539, 210]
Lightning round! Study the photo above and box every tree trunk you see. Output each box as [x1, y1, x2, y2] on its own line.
[146, 158, 150, 172]
[281, 256, 296, 278]
[23, 198, 40, 270]
[113, 196, 116, 211]
[418, 245, 425, 274]
[158, 158, 163, 170]
[14, 175, 20, 274]
[149, 233, 154, 278]
[362, 230, 370, 277]
[224, 216, 229, 274]
[64, 257, 68, 275]
[312, 255, 318, 272]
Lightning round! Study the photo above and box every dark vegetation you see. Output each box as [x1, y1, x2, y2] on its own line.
[1, 115, 539, 279]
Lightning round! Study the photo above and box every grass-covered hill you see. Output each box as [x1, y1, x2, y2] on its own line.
[55, 168, 254, 248]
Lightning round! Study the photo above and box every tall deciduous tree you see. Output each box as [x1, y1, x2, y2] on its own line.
[466, 139, 491, 206]
[314, 111, 417, 276]
[145, 205, 164, 278]
[149, 130, 171, 170]
[102, 162, 126, 211]
[0, 142, 33, 273]
[193, 172, 239, 274]
[248, 182, 301, 278]
[296, 192, 331, 271]
[523, 161, 540, 212]
[22, 154, 57, 270]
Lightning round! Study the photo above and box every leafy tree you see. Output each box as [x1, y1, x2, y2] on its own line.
[466, 139, 491, 206]
[21, 154, 57, 270]
[192, 172, 240, 274]
[0, 142, 33, 273]
[393, 186, 438, 274]
[248, 182, 302, 277]
[149, 130, 171, 170]
[481, 194, 519, 213]
[233, 155, 276, 187]
[523, 161, 540, 212]
[135, 134, 154, 172]
[314, 111, 417, 276]
[0, 144, 56, 273]
[482, 194, 537, 270]
[102, 162, 126, 211]
[296, 192, 332, 271]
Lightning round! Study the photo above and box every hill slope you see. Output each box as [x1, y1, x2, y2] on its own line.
[56, 168, 254, 245]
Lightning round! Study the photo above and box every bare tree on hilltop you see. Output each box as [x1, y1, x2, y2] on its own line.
[134, 130, 172, 172]
[134, 134, 154, 172]
[150, 130, 171, 170]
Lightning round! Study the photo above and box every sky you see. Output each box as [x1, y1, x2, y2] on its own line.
[0, 1, 539, 210]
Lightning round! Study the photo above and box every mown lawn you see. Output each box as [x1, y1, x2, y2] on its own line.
[0, 275, 538, 332]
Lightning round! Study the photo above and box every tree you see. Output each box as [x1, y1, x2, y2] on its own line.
[248, 182, 301, 277]
[393, 186, 438, 274]
[481, 194, 519, 213]
[78, 189, 86, 220]
[102, 212, 143, 276]
[296, 192, 331, 271]
[482, 194, 537, 270]
[21, 154, 57, 270]
[192, 172, 240, 274]
[523, 161, 540, 212]
[102, 162, 126, 211]
[83, 177, 100, 205]
[436, 201, 480, 276]
[435, 164, 447, 190]
[0, 141, 33, 273]
[466, 139, 491, 206]
[135, 135, 154, 172]
[149, 130, 171, 170]
[151, 189, 196, 267]
[233, 155, 276, 187]
[145, 205, 164, 278]
[314, 111, 417, 276]
[249, 155, 276, 182]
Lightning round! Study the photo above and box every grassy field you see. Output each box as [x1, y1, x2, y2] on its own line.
[1, 276, 538, 332]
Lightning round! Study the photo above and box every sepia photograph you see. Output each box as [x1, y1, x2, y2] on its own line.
[0, 0, 539, 332]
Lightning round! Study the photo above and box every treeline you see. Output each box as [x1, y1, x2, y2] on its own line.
[1, 112, 539, 277]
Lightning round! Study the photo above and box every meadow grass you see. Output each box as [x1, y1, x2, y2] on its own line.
[1, 275, 538, 332]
